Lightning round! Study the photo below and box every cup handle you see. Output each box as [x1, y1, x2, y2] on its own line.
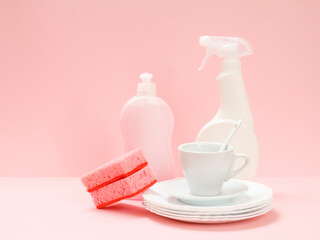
[225, 153, 249, 181]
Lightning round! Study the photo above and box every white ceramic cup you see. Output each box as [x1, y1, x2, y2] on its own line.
[178, 142, 249, 196]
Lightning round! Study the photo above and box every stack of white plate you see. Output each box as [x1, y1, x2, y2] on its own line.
[142, 178, 273, 223]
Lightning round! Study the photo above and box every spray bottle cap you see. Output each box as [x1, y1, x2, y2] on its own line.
[198, 36, 253, 70]
[137, 72, 156, 96]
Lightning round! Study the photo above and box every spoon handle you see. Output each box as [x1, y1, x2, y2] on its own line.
[219, 119, 243, 152]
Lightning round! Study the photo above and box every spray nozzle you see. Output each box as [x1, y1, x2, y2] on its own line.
[140, 72, 153, 83]
[198, 36, 253, 71]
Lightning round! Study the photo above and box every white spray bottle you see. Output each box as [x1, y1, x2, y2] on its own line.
[196, 36, 259, 179]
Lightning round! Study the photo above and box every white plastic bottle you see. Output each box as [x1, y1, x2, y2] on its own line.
[196, 36, 259, 180]
[120, 73, 175, 182]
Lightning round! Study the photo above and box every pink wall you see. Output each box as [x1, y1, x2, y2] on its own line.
[1, 0, 319, 177]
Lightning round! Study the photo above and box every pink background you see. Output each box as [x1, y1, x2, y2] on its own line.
[1, 0, 319, 177]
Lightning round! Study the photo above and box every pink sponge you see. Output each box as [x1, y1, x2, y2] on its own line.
[81, 148, 148, 192]
[81, 148, 157, 208]
[91, 166, 156, 208]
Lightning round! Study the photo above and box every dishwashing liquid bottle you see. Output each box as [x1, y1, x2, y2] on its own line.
[196, 36, 259, 179]
[120, 73, 175, 182]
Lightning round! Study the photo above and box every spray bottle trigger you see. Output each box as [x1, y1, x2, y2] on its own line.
[198, 47, 216, 71]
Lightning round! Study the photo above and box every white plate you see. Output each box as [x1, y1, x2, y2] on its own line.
[144, 203, 273, 223]
[164, 178, 248, 206]
[143, 179, 273, 213]
[143, 199, 273, 216]
[145, 202, 272, 220]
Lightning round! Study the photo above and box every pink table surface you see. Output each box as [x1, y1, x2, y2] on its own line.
[0, 177, 319, 240]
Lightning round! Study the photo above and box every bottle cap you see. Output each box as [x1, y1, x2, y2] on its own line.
[137, 72, 156, 96]
[140, 73, 153, 83]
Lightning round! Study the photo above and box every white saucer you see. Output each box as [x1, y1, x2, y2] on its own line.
[143, 179, 273, 213]
[142, 179, 273, 223]
[164, 178, 248, 206]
